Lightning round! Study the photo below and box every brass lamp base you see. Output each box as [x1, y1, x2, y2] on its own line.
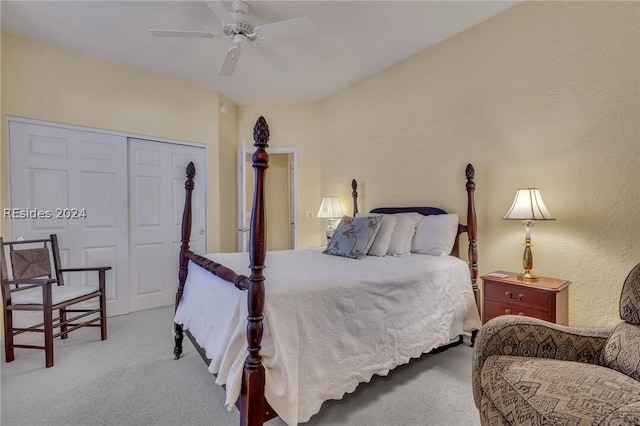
[518, 224, 538, 282]
[517, 271, 539, 281]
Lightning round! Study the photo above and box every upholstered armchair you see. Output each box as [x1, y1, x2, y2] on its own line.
[473, 263, 640, 425]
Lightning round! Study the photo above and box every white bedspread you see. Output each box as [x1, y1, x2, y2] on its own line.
[174, 249, 481, 425]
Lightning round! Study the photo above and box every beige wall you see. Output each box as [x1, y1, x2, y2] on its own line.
[2, 1, 637, 327]
[320, 1, 639, 326]
[1, 33, 225, 251]
[238, 105, 324, 249]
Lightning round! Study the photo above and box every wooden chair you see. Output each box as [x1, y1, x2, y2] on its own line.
[1, 234, 110, 368]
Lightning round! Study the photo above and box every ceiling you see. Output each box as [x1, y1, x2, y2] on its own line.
[1, 1, 517, 106]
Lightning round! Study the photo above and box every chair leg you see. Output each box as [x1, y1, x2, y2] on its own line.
[99, 270, 107, 341]
[43, 285, 54, 368]
[60, 308, 68, 339]
[44, 308, 54, 368]
[4, 308, 14, 363]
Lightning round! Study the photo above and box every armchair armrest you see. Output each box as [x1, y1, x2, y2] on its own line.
[472, 315, 613, 407]
[58, 267, 111, 272]
[57, 266, 110, 291]
[4, 278, 57, 286]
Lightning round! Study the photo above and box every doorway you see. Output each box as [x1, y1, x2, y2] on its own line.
[237, 145, 298, 252]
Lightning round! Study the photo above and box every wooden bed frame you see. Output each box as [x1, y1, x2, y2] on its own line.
[173, 116, 479, 426]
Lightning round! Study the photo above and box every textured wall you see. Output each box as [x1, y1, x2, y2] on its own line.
[2, 2, 638, 327]
[238, 105, 324, 249]
[1, 33, 224, 251]
[217, 94, 239, 252]
[320, 1, 639, 326]
[238, 3, 639, 326]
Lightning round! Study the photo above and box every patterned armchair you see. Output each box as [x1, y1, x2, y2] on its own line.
[472, 263, 640, 425]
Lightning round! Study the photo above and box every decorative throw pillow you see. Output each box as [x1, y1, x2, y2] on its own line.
[601, 322, 640, 381]
[355, 213, 398, 257]
[324, 215, 383, 259]
[387, 213, 423, 257]
[411, 213, 459, 256]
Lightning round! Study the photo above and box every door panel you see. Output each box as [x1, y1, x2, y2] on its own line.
[8, 120, 205, 317]
[128, 138, 206, 312]
[8, 121, 129, 317]
[237, 148, 299, 251]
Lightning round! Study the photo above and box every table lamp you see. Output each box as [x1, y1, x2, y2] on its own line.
[317, 196, 344, 241]
[503, 188, 555, 281]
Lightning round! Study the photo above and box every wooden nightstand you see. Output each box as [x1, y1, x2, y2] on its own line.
[481, 271, 570, 325]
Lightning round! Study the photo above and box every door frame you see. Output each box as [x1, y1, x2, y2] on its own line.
[237, 145, 299, 251]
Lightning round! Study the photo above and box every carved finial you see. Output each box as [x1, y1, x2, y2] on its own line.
[351, 179, 357, 191]
[186, 162, 196, 178]
[253, 116, 270, 147]
[465, 163, 475, 180]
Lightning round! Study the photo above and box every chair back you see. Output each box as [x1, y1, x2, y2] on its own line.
[0, 235, 64, 295]
[620, 262, 640, 325]
[599, 262, 640, 382]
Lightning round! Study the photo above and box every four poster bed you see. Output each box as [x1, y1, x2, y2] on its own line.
[173, 116, 481, 426]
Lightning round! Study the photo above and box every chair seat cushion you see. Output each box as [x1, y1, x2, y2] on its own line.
[11, 285, 99, 306]
[481, 355, 640, 425]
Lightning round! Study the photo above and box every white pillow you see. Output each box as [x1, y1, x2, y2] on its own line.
[411, 213, 459, 256]
[387, 212, 423, 257]
[356, 213, 398, 256]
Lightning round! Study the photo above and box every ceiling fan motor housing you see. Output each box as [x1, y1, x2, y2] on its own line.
[223, 21, 257, 42]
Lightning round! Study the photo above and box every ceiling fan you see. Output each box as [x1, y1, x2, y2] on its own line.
[150, 0, 313, 77]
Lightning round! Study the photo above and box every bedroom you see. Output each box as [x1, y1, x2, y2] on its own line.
[1, 0, 639, 425]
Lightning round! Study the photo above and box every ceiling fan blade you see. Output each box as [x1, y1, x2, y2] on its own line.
[149, 29, 219, 38]
[204, 1, 233, 23]
[219, 45, 241, 77]
[255, 16, 313, 39]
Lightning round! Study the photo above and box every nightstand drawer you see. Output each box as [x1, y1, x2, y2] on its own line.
[483, 300, 553, 322]
[481, 272, 571, 325]
[484, 281, 551, 312]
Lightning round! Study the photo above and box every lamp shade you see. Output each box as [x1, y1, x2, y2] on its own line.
[503, 188, 555, 220]
[317, 196, 344, 219]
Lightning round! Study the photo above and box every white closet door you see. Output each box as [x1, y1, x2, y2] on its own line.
[8, 121, 130, 317]
[128, 139, 206, 312]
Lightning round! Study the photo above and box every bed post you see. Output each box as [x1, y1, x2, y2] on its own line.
[174, 161, 195, 360]
[465, 163, 480, 345]
[352, 179, 358, 215]
[240, 116, 269, 426]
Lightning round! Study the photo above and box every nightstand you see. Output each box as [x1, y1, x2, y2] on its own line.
[481, 271, 570, 325]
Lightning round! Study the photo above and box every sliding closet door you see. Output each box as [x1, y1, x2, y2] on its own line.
[8, 121, 130, 317]
[128, 139, 206, 312]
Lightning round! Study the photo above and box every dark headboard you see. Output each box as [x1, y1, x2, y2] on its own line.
[370, 207, 448, 216]
[349, 165, 478, 309]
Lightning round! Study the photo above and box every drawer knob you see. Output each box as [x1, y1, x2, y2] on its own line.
[505, 291, 524, 301]
[504, 309, 525, 316]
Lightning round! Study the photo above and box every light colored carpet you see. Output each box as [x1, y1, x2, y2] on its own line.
[1, 306, 480, 426]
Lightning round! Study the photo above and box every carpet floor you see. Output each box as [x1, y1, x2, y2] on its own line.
[1, 305, 480, 426]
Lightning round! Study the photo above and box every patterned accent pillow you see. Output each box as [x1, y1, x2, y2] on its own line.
[601, 322, 640, 381]
[324, 215, 383, 259]
[620, 262, 640, 325]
